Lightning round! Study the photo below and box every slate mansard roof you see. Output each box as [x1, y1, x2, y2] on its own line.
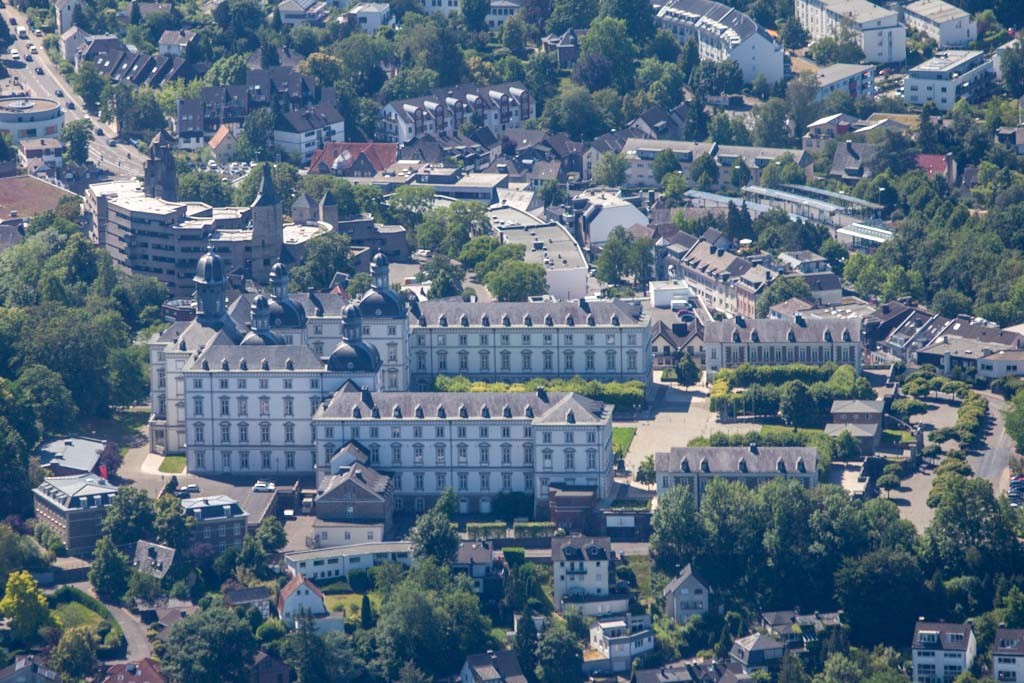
[410, 299, 646, 328]
[654, 446, 817, 475]
[704, 315, 859, 344]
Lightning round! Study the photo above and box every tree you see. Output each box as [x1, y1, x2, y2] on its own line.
[535, 621, 582, 683]
[785, 73, 823, 135]
[0, 571, 50, 643]
[652, 148, 681, 185]
[1000, 40, 1024, 99]
[539, 180, 567, 207]
[290, 232, 353, 291]
[779, 380, 815, 427]
[579, 18, 637, 91]
[422, 256, 466, 299]
[178, 171, 233, 206]
[409, 501, 459, 563]
[809, 33, 865, 65]
[515, 608, 540, 680]
[778, 652, 808, 683]
[636, 454, 656, 487]
[90, 536, 131, 601]
[126, 570, 163, 604]
[107, 345, 149, 408]
[459, 236, 502, 270]
[51, 626, 98, 682]
[13, 364, 77, 436]
[61, 119, 94, 165]
[236, 108, 277, 162]
[360, 594, 374, 629]
[485, 262, 548, 302]
[595, 226, 635, 285]
[593, 152, 628, 187]
[876, 473, 900, 499]
[689, 153, 719, 190]
[163, 605, 258, 683]
[650, 484, 703, 572]
[755, 276, 813, 317]
[676, 354, 700, 387]
[283, 611, 333, 682]
[547, 0, 597, 34]
[154, 493, 195, 548]
[731, 159, 752, 188]
[461, 0, 489, 31]
[834, 548, 923, 646]
[71, 63, 106, 110]
[102, 487, 155, 547]
[254, 516, 287, 554]
[753, 98, 791, 147]
[397, 661, 432, 683]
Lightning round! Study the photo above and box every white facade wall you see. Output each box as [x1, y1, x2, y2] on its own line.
[409, 323, 651, 387]
[309, 522, 383, 548]
[903, 54, 994, 111]
[273, 120, 345, 164]
[705, 340, 861, 376]
[903, 1, 975, 48]
[911, 638, 975, 683]
[553, 556, 609, 610]
[284, 542, 414, 580]
[795, 0, 907, 64]
[312, 411, 614, 514]
[279, 583, 326, 622]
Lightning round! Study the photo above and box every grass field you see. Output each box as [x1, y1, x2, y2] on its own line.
[324, 591, 382, 616]
[159, 456, 186, 473]
[612, 427, 637, 458]
[53, 602, 104, 630]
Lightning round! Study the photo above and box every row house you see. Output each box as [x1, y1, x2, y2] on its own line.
[380, 83, 535, 145]
[675, 240, 777, 318]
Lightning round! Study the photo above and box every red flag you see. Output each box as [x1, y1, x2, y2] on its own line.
[99, 465, 108, 480]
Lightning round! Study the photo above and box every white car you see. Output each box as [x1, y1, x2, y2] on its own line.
[252, 480, 276, 492]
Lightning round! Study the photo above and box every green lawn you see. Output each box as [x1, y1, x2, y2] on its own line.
[53, 602, 104, 630]
[612, 427, 637, 458]
[324, 591, 381, 616]
[159, 456, 186, 473]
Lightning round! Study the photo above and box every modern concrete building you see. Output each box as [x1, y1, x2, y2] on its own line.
[656, 0, 784, 84]
[902, 50, 994, 112]
[814, 63, 876, 101]
[283, 541, 414, 580]
[0, 97, 64, 141]
[490, 205, 589, 301]
[795, 0, 906, 64]
[902, 0, 974, 48]
[341, 3, 394, 33]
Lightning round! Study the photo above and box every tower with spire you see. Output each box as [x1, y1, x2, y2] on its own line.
[193, 245, 228, 326]
[249, 164, 284, 282]
[357, 252, 409, 392]
[143, 130, 178, 201]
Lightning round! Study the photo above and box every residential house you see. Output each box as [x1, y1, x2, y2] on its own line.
[38, 437, 105, 476]
[224, 586, 273, 618]
[342, 3, 395, 33]
[995, 126, 1024, 155]
[182, 495, 248, 554]
[274, 104, 345, 163]
[284, 542, 414, 580]
[486, 0, 521, 29]
[831, 141, 877, 183]
[814, 63, 876, 102]
[826, 400, 884, 454]
[704, 314, 861, 377]
[588, 613, 655, 673]
[101, 660, 166, 683]
[208, 125, 239, 165]
[632, 660, 753, 683]
[675, 241, 776, 318]
[655, 445, 819, 506]
[33, 474, 118, 555]
[911, 621, 976, 683]
[277, 0, 328, 25]
[0, 656, 59, 683]
[59, 26, 92, 62]
[459, 651, 528, 683]
[380, 83, 535, 145]
[245, 652, 294, 683]
[551, 536, 627, 617]
[19, 138, 64, 173]
[656, 0, 784, 84]
[794, 0, 907, 64]
[902, 0, 975, 48]
[730, 633, 786, 670]
[308, 142, 397, 177]
[761, 610, 843, 651]
[915, 153, 957, 182]
[663, 564, 711, 625]
[582, 129, 633, 181]
[802, 113, 858, 152]
[651, 318, 701, 370]
[277, 571, 327, 623]
[158, 29, 195, 58]
[541, 28, 584, 68]
[453, 541, 504, 598]
[132, 541, 177, 581]
[570, 189, 649, 248]
[714, 145, 814, 186]
[903, 50, 994, 112]
[628, 105, 685, 140]
[992, 627, 1024, 683]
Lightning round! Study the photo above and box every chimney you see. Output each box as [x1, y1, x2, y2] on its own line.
[748, 442, 758, 455]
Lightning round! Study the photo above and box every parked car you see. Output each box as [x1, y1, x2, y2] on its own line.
[24, 54, 31, 61]
[33, 29, 42, 37]
[66, 101, 75, 110]
[54, 89, 62, 97]
[252, 481, 276, 492]
[33, 66, 42, 75]
[178, 484, 200, 494]
[94, 127, 103, 136]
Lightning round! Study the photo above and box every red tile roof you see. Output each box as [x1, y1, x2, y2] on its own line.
[308, 142, 397, 175]
[915, 153, 950, 178]
[277, 571, 325, 615]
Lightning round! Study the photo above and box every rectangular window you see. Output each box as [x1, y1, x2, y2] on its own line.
[262, 452, 271, 469]
[259, 397, 270, 417]
[220, 424, 231, 443]
[502, 472, 512, 490]
[238, 397, 248, 416]
[458, 472, 468, 490]
[193, 397, 204, 416]
[414, 473, 424, 491]
[480, 472, 490, 491]
[284, 397, 294, 417]
[239, 423, 248, 442]
[239, 451, 249, 469]
[286, 452, 295, 469]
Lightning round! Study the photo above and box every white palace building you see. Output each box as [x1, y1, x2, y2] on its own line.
[147, 177, 649, 512]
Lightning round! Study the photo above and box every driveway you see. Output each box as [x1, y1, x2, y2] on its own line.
[65, 582, 152, 664]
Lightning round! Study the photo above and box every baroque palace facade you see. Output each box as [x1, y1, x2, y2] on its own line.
[147, 171, 650, 512]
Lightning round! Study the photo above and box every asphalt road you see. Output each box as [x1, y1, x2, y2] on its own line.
[64, 582, 154, 664]
[971, 390, 1012, 496]
[0, 7, 144, 178]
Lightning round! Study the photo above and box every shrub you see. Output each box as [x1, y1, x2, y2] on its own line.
[512, 522, 557, 539]
[503, 547, 526, 568]
[348, 569, 374, 594]
[466, 522, 507, 540]
[434, 375, 646, 409]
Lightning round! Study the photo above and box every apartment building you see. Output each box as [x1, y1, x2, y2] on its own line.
[902, 0, 975, 48]
[992, 627, 1024, 683]
[903, 50, 994, 112]
[380, 83, 535, 145]
[911, 621, 976, 683]
[795, 0, 907, 64]
[181, 496, 248, 554]
[33, 475, 118, 555]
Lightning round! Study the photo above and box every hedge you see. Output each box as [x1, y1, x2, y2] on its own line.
[503, 547, 526, 568]
[952, 391, 988, 445]
[434, 375, 646, 409]
[466, 522, 507, 540]
[49, 586, 125, 657]
[513, 522, 557, 539]
[722, 363, 841, 389]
